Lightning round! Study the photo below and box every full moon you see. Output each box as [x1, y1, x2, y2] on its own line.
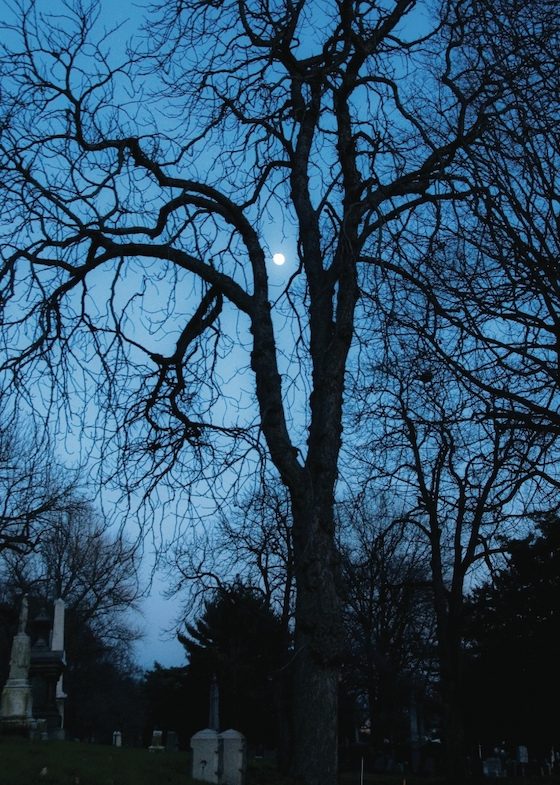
[272, 252, 286, 266]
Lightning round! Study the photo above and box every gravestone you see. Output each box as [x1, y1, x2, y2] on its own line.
[113, 730, 123, 747]
[483, 757, 503, 777]
[516, 746, 529, 764]
[51, 599, 65, 651]
[220, 729, 246, 785]
[166, 730, 179, 752]
[0, 596, 33, 733]
[190, 675, 245, 785]
[149, 729, 165, 751]
[192, 728, 221, 784]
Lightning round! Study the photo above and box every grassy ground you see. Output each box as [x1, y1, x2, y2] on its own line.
[0, 737, 189, 785]
[1, 738, 559, 785]
[0, 738, 299, 785]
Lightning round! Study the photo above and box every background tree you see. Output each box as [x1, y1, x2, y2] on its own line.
[0, 498, 142, 741]
[0, 403, 77, 555]
[147, 582, 286, 750]
[339, 497, 435, 752]
[0, 1, 543, 780]
[143, 664, 192, 748]
[166, 480, 294, 634]
[389, 0, 560, 448]
[463, 513, 560, 755]
[1, 497, 141, 650]
[350, 330, 550, 776]
[164, 482, 295, 767]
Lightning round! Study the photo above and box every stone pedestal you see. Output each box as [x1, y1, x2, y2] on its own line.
[220, 729, 246, 785]
[0, 598, 33, 734]
[0, 673, 33, 731]
[191, 728, 221, 784]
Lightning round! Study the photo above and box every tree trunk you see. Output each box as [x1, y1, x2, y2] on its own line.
[442, 688, 466, 783]
[275, 642, 294, 774]
[292, 637, 339, 785]
[437, 613, 467, 782]
[290, 499, 342, 785]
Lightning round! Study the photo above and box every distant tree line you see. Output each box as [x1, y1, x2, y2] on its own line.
[0, 412, 144, 744]
[143, 496, 560, 771]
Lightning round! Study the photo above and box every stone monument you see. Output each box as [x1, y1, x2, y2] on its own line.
[190, 676, 246, 785]
[0, 596, 33, 733]
[148, 729, 165, 752]
[51, 599, 67, 732]
[220, 729, 246, 785]
[191, 728, 221, 784]
[29, 604, 66, 738]
[209, 673, 220, 731]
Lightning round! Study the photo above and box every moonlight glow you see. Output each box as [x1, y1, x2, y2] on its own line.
[272, 252, 286, 266]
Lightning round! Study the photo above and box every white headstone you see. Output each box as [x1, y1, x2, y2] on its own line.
[483, 757, 503, 777]
[517, 746, 529, 764]
[191, 728, 221, 784]
[220, 729, 246, 785]
[149, 729, 165, 751]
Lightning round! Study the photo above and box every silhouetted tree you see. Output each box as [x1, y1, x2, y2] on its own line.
[179, 581, 286, 748]
[388, 0, 560, 449]
[463, 514, 560, 753]
[165, 483, 295, 766]
[350, 332, 550, 777]
[62, 620, 145, 744]
[0, 498, 141, 650]
[0, 404, 78, 555]
[340, 497, 435, 749]
[0, 499, 142, 741]
[166, 480, 294, 633]
[143, 664, 192, 748]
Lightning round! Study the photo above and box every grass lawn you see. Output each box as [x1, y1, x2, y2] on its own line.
[2, 738, 559, 785]
[0, 738, 301, 785]
[0, 737, 190, 785]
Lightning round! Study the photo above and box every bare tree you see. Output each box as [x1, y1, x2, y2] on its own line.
[0, 401, 78, 555]
[351, 330, 552, 776]
[0, 1, 528, 780]
[166, 480, 294, 632]
[165, 481, 296, 767]
[0, 497, 141, 651]
[339, 496, 435, 750]
[451, 9, 560, 440]
[376, 0, 560, 449]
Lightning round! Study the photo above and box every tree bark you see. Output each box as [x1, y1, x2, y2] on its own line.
[290, 498, 342, 785]
[436, 606, 467, 782]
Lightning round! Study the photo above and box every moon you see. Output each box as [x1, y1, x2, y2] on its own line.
[272, 252, 286, 266]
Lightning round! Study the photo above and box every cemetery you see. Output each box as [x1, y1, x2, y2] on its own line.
[1, 589, 560, 785]
[0, 0, 559, 782]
